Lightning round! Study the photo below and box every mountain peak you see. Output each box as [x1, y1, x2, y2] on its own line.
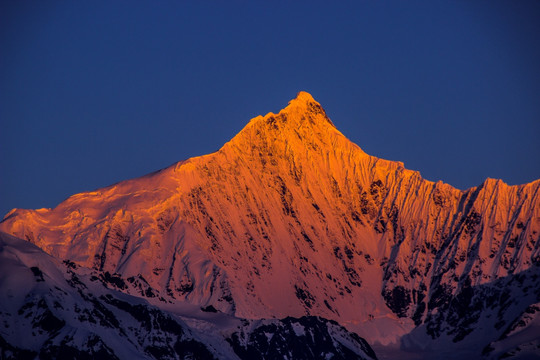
[280, 91, 326, 119]
[223, 91, 341, 155]
[291, 91, 316, 104]
[253, 91, 336, 131]
[2, 91, 540, 358]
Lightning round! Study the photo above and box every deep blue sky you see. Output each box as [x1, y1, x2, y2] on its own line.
[1, 1, 540, 217]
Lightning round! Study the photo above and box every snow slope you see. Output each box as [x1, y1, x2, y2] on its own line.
[1, 91, 539, 357]
[0, 231, 377, 359]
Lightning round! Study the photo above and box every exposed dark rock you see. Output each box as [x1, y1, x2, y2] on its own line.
[227, 316, 377, 360]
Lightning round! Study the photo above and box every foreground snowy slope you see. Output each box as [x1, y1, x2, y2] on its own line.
[0, 232, 217, 359]
[1, 92, 539, 357]
[0, 231, 377, 360]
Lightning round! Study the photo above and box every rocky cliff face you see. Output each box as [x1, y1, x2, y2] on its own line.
[1, 92, 539, 356]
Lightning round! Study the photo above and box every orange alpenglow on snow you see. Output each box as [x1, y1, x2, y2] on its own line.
[1, 91, 539, 347]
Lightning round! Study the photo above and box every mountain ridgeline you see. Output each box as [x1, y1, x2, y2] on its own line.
[2, 92, 539, 358]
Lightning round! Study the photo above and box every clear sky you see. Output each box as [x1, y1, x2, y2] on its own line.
[1, 1, 539, 217]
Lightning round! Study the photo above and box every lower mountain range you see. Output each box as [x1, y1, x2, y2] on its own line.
[1, 92, 539, 359]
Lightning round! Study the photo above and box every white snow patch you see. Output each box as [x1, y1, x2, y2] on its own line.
[291, 321, 305, 337]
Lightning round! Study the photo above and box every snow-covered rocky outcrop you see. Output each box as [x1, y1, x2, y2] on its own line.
[1, 92, 539, 357]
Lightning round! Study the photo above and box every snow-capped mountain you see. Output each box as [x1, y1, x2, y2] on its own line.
[1, 91, 539, 358]
[0, 231, 376, 360]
